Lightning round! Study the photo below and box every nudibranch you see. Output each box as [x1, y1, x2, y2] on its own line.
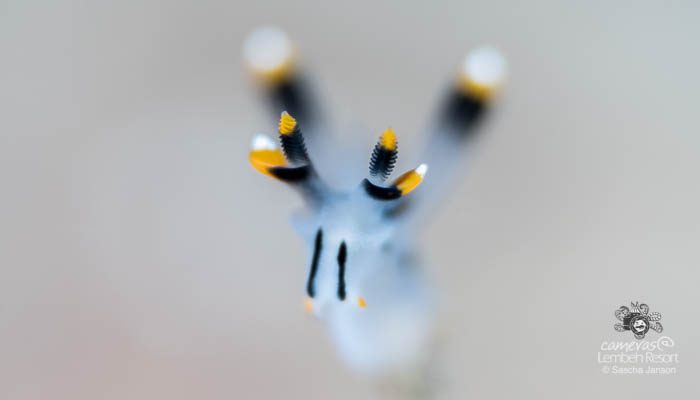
[244, 26, 506, 376]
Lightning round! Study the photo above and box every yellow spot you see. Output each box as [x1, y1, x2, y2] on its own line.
[380, 128, 397, 151]
[393, 166, 425, 195]
[458, 76, 500, 102]
[303, 297, 314, 313]
[243, 27, 297, 84]
[248, 58, 295, 86]
[278, 111, 297, 135]
[357, 296, 367, 309]
[248, 59, 295, 85]
[249, 149, 287, 178]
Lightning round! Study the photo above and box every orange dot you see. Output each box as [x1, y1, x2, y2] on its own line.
[303, 297, 314, 313]
[357, 296, 367, 309]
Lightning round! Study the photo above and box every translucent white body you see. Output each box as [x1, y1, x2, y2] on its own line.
[245, 26, 505, 378]
[295, 192, 434, 375]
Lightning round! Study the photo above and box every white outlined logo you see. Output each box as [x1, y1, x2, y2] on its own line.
[598, 301, 678, 375]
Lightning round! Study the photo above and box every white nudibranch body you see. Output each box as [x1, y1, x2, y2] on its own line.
[244, 27, 506, 377]
[296, 184, 434, 374]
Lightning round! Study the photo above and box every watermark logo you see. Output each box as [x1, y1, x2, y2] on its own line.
[599, 301, 678, 375]
[614, 302, 663, 339]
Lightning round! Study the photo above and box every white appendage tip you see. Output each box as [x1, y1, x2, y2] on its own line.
[243, 26, 293, 73]
[462, 46, 507, 87]
[416, 164, 428, 177]
[251, 134, 277, 150]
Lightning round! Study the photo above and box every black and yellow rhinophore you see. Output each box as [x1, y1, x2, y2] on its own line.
[278, 111, 310, 165]
[369, 128, 398, 181]
[363, 127, 426, 201]
[249, 111, 313, 183]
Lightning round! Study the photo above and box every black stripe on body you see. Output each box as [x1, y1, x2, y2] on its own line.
[337, 241, 347, 300]
[306, 229, 323, 297]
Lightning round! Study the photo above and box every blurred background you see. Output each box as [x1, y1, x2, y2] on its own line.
[1, 1, 699, 399]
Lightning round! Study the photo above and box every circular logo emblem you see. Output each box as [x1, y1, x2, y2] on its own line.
[630, 315, 650, 335]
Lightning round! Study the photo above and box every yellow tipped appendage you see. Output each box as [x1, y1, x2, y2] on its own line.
[243, 27, 296, 84]
[248, 134, 287, 178]
[459, 79, 495, 101]
[249, 149, 286, 178]
[357, 296, 367, 309]
[394, 164, 428, 195]
[458, 46, 507, 101]
[278, 111, 297, 135]
[380, 128, 397, 151]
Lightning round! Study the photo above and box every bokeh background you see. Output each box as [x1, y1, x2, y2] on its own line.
[2, 1, 699, 399]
